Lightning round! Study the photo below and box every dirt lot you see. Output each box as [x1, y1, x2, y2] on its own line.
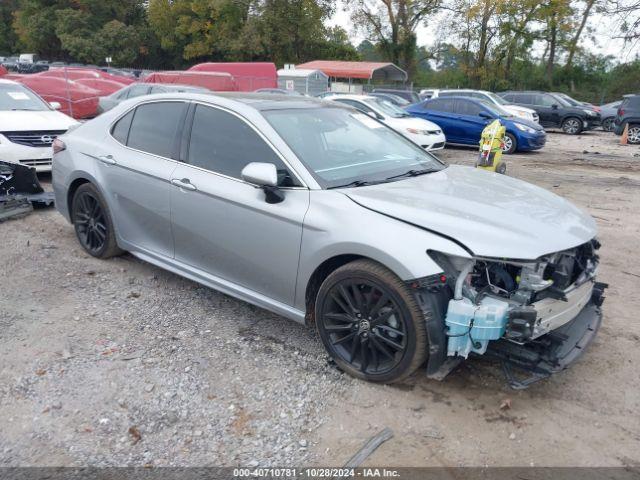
[1, 130, 639, 468]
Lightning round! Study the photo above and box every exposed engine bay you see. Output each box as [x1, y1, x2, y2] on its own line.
[419, 240, 606, 388]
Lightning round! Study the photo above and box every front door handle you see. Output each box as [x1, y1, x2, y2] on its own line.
[171, 178, 197, 191]
[98, 154, 116, 165]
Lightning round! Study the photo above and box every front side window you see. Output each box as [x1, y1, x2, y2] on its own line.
[263, 106, 445, 189]
[187, 105, 299, 187]
[537, 94, 558, 107]
[127, 102, 186, 158]
[455, 99, 483, 116]
[425, 98, 454, 112]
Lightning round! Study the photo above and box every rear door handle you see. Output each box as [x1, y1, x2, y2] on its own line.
[171, 178, 197, 191]
[98, 154, 116, 165]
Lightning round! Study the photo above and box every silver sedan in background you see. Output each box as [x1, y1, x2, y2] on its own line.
[52, 93, 605, 386]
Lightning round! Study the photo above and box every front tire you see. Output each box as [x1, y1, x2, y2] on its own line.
[315, 259, 428, 383]
[561, 117, 583, 135]
[502, 133, 517, 154]
[72, 183, 122, 259]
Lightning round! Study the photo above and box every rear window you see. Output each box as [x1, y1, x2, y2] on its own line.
[623, 96, 640, 109]
[127, 102, 186, 158]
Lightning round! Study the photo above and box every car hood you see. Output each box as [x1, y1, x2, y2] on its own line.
[0, 110, 78, 132]
[385, 115, 441, 131]
[344, 165, 596, 260]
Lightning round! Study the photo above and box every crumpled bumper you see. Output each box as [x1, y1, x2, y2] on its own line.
[485, 282, 606, 389]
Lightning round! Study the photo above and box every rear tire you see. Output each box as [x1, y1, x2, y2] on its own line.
[601, 117, 614, 132]
[561, 117, 582, 135]
[315, 259, 428, 383]
[627, 124, 640, 144]
[71, 183, 122, 259]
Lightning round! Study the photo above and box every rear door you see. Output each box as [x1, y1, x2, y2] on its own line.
[170, 103, 309, 306]
[94, 101, 187, 257]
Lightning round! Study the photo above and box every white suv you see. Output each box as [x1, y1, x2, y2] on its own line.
[0, 79, 78, 172]
[422, 89, 539, 124]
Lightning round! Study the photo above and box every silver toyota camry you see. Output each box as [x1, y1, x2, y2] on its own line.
[52, 93, 606, 387]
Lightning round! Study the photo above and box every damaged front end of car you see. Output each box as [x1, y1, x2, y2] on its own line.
[414, 240, 606, 389]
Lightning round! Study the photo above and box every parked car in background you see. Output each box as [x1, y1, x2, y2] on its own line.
[42, 68, 135, 86]
[371, 88, 421, 104]
[431, 89, 539, 124]
[368, 92, 411, 107]
[0, 79, 78, 172]
[18, 53, 39, 64]
[144, 71, 236, 92]
[18, 62, 49, 74]
[1, 57, 20, 72]
[98, 83, 209, 113]
[552, 92, 601, 126]
[325, 94, 446, 151]
[599, 100, 622, 131]
[408, 96, 546, 153]
[52, 92, 604, 386]
[9, 75, 101, 119]
[499, 91, 600, 134]
[613, 94, 640, 143]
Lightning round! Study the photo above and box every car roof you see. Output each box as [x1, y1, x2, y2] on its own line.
[323, 94, 376, 102]
[129, 91, 331, 113]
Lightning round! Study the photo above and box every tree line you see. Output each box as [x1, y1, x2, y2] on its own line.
[1, 0, 639, 102]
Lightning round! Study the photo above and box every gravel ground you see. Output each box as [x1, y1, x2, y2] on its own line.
[1, 130, 639, 468]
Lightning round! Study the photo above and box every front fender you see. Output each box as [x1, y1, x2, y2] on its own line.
[294, 191, 471, 310]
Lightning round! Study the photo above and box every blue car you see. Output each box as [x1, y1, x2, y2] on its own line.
[407, 96, 546, 154]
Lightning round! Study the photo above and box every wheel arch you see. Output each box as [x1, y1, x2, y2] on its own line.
[66, 177, 91, 217]
[304, 253, 372, 326]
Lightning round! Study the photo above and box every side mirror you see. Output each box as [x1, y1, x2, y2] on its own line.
[478, 111, 492, 119]
[49, 101, 61, 110]
[551, 104, 558, 110]
[241, 162, 284, 204]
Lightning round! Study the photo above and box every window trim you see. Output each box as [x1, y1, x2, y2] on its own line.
[108, 98, 308, 190]
[109, 100, 189, 164]
[181, 100, 308, 189]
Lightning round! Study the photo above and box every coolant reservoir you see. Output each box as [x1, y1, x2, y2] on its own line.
[445, 296, 510, 358]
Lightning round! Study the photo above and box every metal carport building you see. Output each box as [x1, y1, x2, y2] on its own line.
[295, 61, 408, 93]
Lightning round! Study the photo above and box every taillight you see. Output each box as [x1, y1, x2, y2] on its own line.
[52, 138, 66, 154]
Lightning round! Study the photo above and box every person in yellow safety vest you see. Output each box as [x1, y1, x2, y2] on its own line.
[477, 119, 507, 174]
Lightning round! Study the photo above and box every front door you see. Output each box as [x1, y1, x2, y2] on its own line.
[170, 104, 309, 306]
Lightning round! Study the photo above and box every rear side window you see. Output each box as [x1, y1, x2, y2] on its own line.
[127, 102, 186, 158]
[187, 105, 299, 187]
[111, 109, 134, 144]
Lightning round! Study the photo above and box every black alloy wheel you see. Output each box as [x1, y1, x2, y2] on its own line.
[316, 260, 428, 383]
[72, 183, 122, 258]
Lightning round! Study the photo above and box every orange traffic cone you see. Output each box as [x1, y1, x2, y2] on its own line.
[621, 123, 629, 145]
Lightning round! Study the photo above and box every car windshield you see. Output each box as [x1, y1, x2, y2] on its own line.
[365, 97, 409, 118]
[485, 92, 509, 106]
[0, 84, 50, 111]
[551, 94, 573, 107]
[263, 106, 445, 189]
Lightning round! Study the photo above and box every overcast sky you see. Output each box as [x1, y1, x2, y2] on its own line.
[328, 3, 640, 64]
